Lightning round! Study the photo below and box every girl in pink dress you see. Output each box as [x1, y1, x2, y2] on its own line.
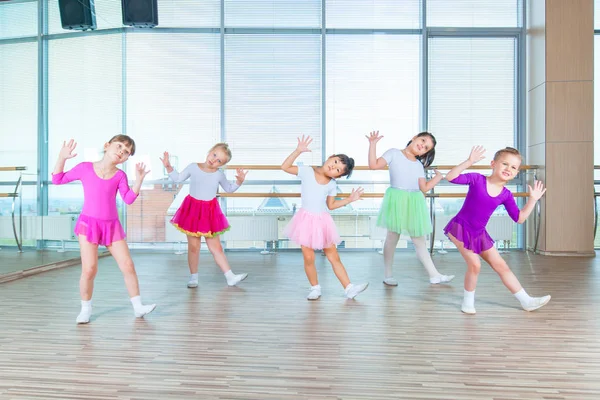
[160, 143, 248, 289]
[52, 136, 156, 324]
[282, 135, 368, 300]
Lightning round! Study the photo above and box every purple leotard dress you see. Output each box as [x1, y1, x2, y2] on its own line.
[444, 173, 520, 254]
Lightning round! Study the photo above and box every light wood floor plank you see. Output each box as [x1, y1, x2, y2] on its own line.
[1, 251, 599, 399]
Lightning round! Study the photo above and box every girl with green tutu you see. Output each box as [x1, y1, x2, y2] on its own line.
[367, 131, 454, 286]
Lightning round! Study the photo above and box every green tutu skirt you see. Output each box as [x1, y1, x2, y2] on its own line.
[377, 187, 432, 237]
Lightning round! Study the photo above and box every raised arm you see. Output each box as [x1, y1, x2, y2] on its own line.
[218, 169, 247, 193]
[52, 139, 80, 184]
[366, 131, 388, 170]
[516, 181, 546, 224]
[445, 146, 486, 182]
[167, 163, 193, 183]
[281, 135, 312, 176]
[327, 187, 364, 211]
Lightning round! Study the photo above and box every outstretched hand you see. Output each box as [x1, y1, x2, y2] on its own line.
[348, 187, 365, 202]
[296, 135, 313, 153]
[468, 146, 486, 164]
[159, 151, 172, 169]
[59, 139, 78, 160]
[235, 168, 248, 185]
[365, 131, 383, 144]
[528, 180, 547, 201]
[135, 162, 150, 181]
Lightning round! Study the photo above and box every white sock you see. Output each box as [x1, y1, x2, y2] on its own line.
[190, 273, 199, 281]
[130, 295, 156, 318]
[130, 295, 142, 310]
[412, 236, 440, 279]
[383, 231, 400, 279]
[463, 289, 475, 307]
[224, 270, 248, 286]
[76, 300, 92, 324]
[307, 285, 321, 300]
[514, 288, 532, 305]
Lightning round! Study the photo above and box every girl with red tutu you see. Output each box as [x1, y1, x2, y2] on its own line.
[445, 146, 551, 314]
[52, 136, 156, 324]
[160, 143, 248, 289]
[282, 135, 368, 300]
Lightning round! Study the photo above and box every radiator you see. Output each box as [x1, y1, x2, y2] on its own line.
[434, 214, 513, 242]
[0, 215, 77, 241]
[222, 216, 279, 242]
[486, 215, 514, 241]
[368, 216, 388, 240]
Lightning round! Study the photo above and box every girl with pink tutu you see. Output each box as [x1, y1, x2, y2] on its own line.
[281, 135, 368, 300]
[52, 136, 156, 324]
[444, 146, 551, 314]
[160, 143, 248, 289]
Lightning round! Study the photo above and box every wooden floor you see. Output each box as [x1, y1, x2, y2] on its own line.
[1, 250, 600, 399]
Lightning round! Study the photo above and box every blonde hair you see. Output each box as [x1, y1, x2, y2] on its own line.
[208, 142, 232, 163]
[493, 147, 521, 162]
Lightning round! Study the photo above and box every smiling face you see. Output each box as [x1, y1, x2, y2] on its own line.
[491, 153, 521, 182]
[408, 135, 435, 157]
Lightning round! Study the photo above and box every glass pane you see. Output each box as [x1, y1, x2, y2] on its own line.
[427, 0, 522, 28]
[429, 37, 516, 165]
[0, 0, 38, 39]
[0, 41, 38, 181]
[225, 34, 322, 166]
[159, 0, 220, 28]
[225, 0, 321, 28]
[326, 34, 420, 166]
[47, 34, 122, 179]
[326, 0, 421, 29]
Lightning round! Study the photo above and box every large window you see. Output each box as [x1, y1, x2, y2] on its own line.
[0, 0, 524, 250]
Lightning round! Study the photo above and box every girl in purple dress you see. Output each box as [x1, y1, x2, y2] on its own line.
[52, 136, 156, 324]
[444, 146, 551, 314]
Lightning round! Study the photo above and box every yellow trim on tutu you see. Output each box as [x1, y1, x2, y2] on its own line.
[172, 223, 230, 238]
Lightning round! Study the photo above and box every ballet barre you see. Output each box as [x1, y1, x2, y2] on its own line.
[0, 166, 27, 252]
[226, 165, 542, 171]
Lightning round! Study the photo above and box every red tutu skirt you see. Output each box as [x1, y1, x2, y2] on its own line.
[170, 195, 230, 237]
[74, 214, 126, 246]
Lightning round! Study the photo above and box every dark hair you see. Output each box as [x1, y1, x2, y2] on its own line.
[406, 131, 436, 168]
[493, 146, 521, 161]
[333, 154, 355, 179]
[109, 134, 136, 156]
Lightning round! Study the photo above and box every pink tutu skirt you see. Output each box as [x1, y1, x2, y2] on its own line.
[284, 208, 341, 250]
[444, 216, 494, 254]
[74, 214, 126, 246]
[170, 195, 230, 238]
